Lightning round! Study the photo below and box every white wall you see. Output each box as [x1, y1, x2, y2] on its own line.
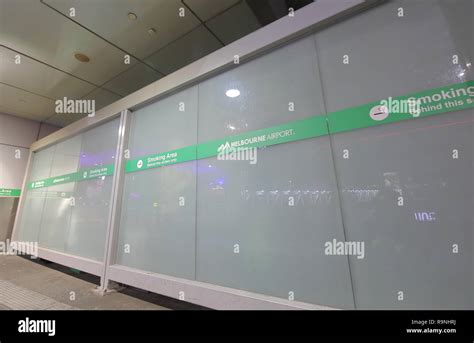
[0, 112, 59, 190]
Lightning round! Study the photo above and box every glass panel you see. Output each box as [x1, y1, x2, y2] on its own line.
[37, 135, 81, 252]
[15, 118, 120, 261]
[14, 146, 55, 243]
[315, 0, 473, 309]
[195, 36, 354, 308]
[116, 86, 198, 279]
[66, 119, 120, 261]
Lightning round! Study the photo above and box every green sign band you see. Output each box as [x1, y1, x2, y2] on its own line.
[27, 164, 114, 190]
[25, 80, 474, 184]
[197, 115, 328, 160]
[126, 80, 473, 174]
[0, 188, 21, 197]
[328, 80, 474, 133]
[125, 115, 328, 172]
[125, 146, 197, 173]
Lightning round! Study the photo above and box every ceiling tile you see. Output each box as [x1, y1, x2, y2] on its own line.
[184, 0, 241, 22]
[206, 1, 262, 45]
[44, 0, 202, 60]
[0, 0, 140, 85]
[0, 46, 96, 100]
[0, 83, 56, 121]
[103, 62, 162, 97]
[145, 25, 222, 75]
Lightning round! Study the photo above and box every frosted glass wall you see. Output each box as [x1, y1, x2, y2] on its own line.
[195, 36, 353, 308]
[314, 0, 473, 309]
[117, 87, 198, 280]
[115, 35, 355, 309]
[14, 0, 472, 309]
[15, 118, 120, 261]
[113, 0, 472, 309]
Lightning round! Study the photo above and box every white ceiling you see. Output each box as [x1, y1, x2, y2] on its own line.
[0, 0, 311, 127]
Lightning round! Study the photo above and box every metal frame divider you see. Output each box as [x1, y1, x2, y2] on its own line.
[100, 109, 131, 291]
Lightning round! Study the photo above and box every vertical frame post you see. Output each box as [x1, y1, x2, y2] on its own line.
[99, 109, 131, 291]
[11, 149, 34, 242]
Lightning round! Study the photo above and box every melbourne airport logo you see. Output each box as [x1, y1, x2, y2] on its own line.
[0, 239, 38, 259]
[216, 129, 297, 164]
[55, 96, 95, 117]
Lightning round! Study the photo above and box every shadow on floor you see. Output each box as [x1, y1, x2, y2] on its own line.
[21, 255, 210, 310]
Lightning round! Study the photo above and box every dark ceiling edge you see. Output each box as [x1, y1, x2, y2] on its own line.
[180, 0, 226, 46]
[183, 0, 244, 22]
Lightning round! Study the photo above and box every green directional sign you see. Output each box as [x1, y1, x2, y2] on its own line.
[197, 115, 328, 160]
[328, 80, 474, 133]
[125, 146, 197, 173]
[27, 164, 114, 190]
[0, 188, 21, 197]
[123, 80, 473, 174]
[24, 80, 474, 181]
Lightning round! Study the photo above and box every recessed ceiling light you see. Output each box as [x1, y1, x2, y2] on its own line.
[74, 53, 90, 63]
[128, 12, 137, 20]
[148, 28, 157, 35]
[226, 89, 240, 98]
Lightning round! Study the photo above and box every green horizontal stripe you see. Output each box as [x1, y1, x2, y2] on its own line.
[125, 80, 473, 174]
[197, 115, 328, 160]
[125, 146, 197, 173]
[328, 80, 474, 133]
[27, 164, 114, 190]
[24, 81, 473, 182]
[0, 188, 21, 197]
[125, 116, 328, 173]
